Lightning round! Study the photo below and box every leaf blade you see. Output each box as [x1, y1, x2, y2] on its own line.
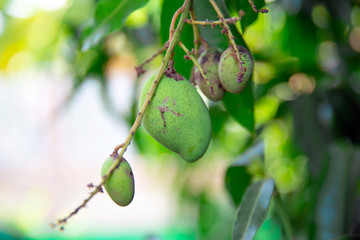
[222, 83, 255, 133]
[233, 0, 266, 32]
[160, 0, 194, 79]
[233, 179, 274, 240]
[81, 0, 149, 51]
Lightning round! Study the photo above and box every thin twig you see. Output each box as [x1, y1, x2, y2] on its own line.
[248, 0, 268, 13]
[209, 0, 245, 83]
[112, 143, 124, 156]
[185, 14, 244, 27]
[135, 45, 167, 77]
[178, 41, 214, 96]
[169, 6, 185, 40]
[51, 0, 193, 230]
[189, 9, 200, 58]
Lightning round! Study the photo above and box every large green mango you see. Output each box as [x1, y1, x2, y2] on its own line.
[101, 156, 134, 207]
[139, 74, 211, 162]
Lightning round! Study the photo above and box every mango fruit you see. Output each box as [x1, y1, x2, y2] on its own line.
[101, 156, 134, 206]
[139, 75, 211, 162]
[218, 45, 254, 93]
[195, 48, 225, 101]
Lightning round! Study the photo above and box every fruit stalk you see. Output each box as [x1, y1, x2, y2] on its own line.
[135, 45, 167, 77]
[52, 0, 192, 229]
[178, 41, 211, 90]
[208, 0, 244, 79]
[189, 9, 200, 58]
[248, 0, 269, 13]
[185, 15, 244, 26]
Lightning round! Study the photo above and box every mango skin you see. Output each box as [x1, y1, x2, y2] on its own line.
[195, 48, 225, 101]
[101, 156, 134, 207]
[139, 75, 211, 162]
[218, 45, 254, 94]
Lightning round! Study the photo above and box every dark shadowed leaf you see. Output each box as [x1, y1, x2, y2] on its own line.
[333, 236, 360, 240]
[193, 0, 247, 50]
[225, 167, 252, 206]
[314, 143, 350, 240]
[81, 0, 149, 51]
[345, 148, 360, 233]
[233, 179, 274, 240]
[209, 105, 229, 137]
[222, 83, 255, 133]
[160, 0, 194, 79]
[293, 96, 331, 179]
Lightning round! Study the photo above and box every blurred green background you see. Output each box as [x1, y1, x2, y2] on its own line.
[0, 0, 359, 239]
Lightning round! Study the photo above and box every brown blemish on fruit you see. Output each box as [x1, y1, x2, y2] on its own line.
[237, 73, 244, 83]
[200, 54, 208, 65]
[158, 106, 168, 127]
[209, 85, 215, 97]
[165, 60, 184, 81]
[170, 110, 183, 117]
[125, 167, 133, 177]
[157, 97, 183, 128]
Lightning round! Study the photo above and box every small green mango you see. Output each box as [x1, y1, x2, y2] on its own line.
[139, 74, 211, 162]
[218, 45, 254, 93]
[195, 48, 225, 101]
[101, 156, 134, 207]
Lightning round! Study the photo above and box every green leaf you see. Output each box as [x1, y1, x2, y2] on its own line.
[222, 83, 255, 133]
[225, 167, 252, 206]
[193, 0, 247, 50]
[209, 105, 229, 138]
[233, 179, 275, 240]
[225, 141, 264, 206]
[75, 50, 99, 79]
[160, 0, 194, 79]
[81, 0, 149, 51]
[234, 0, 266, 32]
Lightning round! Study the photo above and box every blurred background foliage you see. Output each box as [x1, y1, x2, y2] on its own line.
[0, 0, 360, 239]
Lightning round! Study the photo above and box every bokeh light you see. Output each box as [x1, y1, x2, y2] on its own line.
[317, 41, 340, 72]
[288, 72, 316, 95]
[311, 4, 330, 29]
[349, 27, 360, 53]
